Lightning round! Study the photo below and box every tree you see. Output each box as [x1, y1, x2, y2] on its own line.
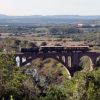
[28, 42, 37, 47]
[40, 85, 68, 100]
[0, 53, 26, 99]
[14, 40, 21, 46]
[40, 42, 47, 46]
[73, 70, 100, 100]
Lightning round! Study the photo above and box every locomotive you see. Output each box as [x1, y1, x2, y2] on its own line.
[40, 46, 64, 52]
[21, 47, 39, 53]
[21, 45, 90, 53]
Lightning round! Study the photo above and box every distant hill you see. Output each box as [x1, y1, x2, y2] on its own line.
[0, 14, 100, 25]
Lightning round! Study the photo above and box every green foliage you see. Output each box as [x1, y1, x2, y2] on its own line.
[40, 85, 68, 100]
[0, 52, 100, 100]
[73, 70, 100, 100]
[79, 56, 92, 71]
[0, 53, 26, 99]
[86, 70, 100, 100]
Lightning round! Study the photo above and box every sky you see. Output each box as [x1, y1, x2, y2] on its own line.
[0, 0, 100, 16]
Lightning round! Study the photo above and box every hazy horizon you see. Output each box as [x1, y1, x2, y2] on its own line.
[1, 14, 100, 17]
[0, 0, 100, 16]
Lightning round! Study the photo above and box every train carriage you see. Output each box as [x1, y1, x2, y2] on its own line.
[65, 46, 90, 52]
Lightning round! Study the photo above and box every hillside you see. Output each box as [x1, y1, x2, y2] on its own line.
[0, 15, 100, 25]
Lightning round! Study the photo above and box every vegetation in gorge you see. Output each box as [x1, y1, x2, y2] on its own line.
[0, 53, 100, 100]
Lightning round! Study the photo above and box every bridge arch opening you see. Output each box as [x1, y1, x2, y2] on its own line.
[68, 56, 72, 67]
[62, 56, 65, 63]
[79, 56, 93, 71]
[16, 56, 31, 67]
[96, 56, 100, 67]
[16, 56, 20, 67]
[31, 58, 71, 78]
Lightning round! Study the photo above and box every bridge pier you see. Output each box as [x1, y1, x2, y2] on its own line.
[71, 52, 79, 67]
[20, 56, 23, 66]
[91, 56, 97, 70]
[65, 56, 68, 67]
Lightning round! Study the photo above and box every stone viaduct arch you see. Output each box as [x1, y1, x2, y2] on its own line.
[16, 51, 100, 76]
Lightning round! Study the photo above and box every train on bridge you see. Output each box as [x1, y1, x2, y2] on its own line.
[21, 45, 90, 53]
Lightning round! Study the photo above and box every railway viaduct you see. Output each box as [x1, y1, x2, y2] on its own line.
[16, 51, 100, 76]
